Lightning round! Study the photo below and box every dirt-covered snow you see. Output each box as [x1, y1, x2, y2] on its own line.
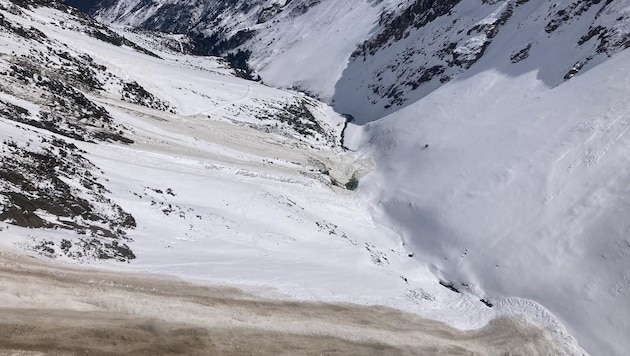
[0, 248, 570, 356]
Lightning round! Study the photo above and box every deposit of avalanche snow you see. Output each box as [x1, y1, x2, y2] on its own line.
[2, 0, 630, 355]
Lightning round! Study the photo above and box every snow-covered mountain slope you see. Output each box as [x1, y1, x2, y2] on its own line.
[337, 0, 630, 122]
[86, 0, 403, 101]
[352, 47, 630, 356]
[79, 0, 629, 124]
[0, 1, 586, 354]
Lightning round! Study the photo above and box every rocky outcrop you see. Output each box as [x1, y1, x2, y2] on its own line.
[334, 0, 630, 123]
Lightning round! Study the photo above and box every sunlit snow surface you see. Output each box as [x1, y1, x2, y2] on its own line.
[2, 1, 629, 355]
[355, 50, 630, 356]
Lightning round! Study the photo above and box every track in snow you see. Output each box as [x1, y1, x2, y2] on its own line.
[189, 85, 252, 116]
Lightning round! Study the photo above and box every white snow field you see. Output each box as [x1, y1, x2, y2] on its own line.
[0, 1, 627, 355]
[354, 48, 630, 356]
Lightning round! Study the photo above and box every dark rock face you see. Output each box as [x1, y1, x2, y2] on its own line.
[353, 0, 464, 58]
[92, 0, 259, 56]
[84, 0, 324, 75]
[510, 44, 532, 63]
[122, 82, 177, 113]
[545, 0, 607, 34]
[64, 0, 115, 13]
[83, 0, 264, 77]
[546, 0, 629, 57]
[258, 3, 284, 24]
[255, 98, 332, 141]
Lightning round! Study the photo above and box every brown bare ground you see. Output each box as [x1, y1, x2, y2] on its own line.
[0, 250, 567, 355]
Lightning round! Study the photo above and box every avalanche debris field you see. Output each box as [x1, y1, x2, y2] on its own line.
[0, 251, 565, 356]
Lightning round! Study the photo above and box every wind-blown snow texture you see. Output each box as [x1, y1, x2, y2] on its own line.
[4, 0, 630, 354]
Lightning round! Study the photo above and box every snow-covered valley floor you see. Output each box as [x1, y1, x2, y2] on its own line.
[0, 81, 583, 354]
[0, 2, 606, 354]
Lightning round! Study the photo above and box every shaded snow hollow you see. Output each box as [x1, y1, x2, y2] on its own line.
[353, 48, 630, 356]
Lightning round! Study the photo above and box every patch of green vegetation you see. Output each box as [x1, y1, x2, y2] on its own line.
[345, 175, 359, 191]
